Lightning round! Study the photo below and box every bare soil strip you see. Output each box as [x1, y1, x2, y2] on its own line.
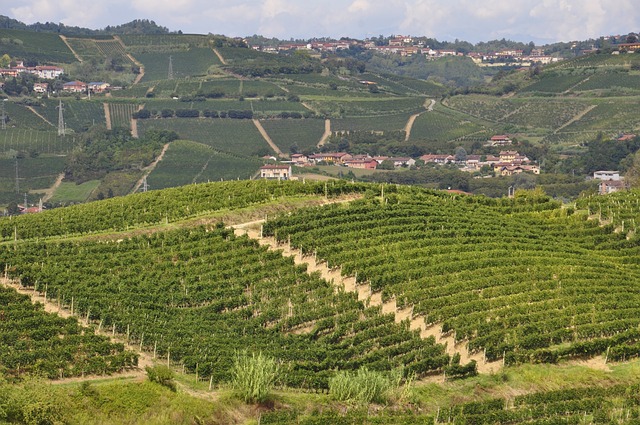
[26, 106, 54, 127]
[212, 48, 228, 65]
[103, 103, 112, 130]
[130, 142, 170, 194]
[59, 35, 83, 62]
[253, 119, 286, 157]
[130, 104, 144, 138]
[113, 35, 146, 85]
[404, 99, 434, 141]
[317, 119, 331, 147]
[40, 173, 65, 202]
[554, 104, 597, 134]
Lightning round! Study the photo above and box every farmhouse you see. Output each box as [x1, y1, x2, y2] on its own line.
[62, 81, 87, 93]
[290, 154, 308, 165]
[33, 66, 64, 79]
[259, 165, 292, 180]
[593, 171, 621, 181]
[420, 154, 454, 164]
[88, 82, 111, 93]
[344, 159, 378, 169]
[309, 152, 353, 164]
[389, 157, 416, 168]
[599, 180, 626, 195]
[33, 82, 48, 94]
[487, 135, 512, 146]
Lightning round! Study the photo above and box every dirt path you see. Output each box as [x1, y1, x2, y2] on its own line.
[231, 208, 501, 377]
[317, 119, 331, 147]
[59, 35, 83, 62]
[404, 99, 434, 141]
[131, 104, 144, 138]
[554, 104, 597, 134]
[212, 48, 227, 65]
[40, 173, 65, 202]
[26, 106, 54, 127]
[103, 103, 112, 130]
[130, 142, 170, 194]
[253, 119, 286, 158]
[113, 35, 145, 85]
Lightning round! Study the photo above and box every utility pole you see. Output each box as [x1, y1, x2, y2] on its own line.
[57, 99, 65, 136]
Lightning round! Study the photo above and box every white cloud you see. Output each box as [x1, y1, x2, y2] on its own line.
[4, 0, 640, 43]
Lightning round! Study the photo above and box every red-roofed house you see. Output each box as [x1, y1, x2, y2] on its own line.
[309, 152, 352, 164]
[487, 135, 512, 146]
[62, 81, 87, 93]
[344, 159, 378, 169]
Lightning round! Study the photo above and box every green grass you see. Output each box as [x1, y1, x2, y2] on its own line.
[138, 118, 270, 156]
[49, 180, 100, 203]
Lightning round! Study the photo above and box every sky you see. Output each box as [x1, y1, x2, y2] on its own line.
[3, 0, 639, 44]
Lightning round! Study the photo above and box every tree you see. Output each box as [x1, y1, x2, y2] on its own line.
[454, 146, 467, 162]
[0, 54, 10, 68]
[145, 365, 176, 391]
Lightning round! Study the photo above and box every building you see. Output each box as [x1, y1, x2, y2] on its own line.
[33, 82, 48, 94]
[487, 135, 512, 146]
[259, 165, 292, 180]
[344, 159, 378, 169]
[62, 81, 87, 93]
[594, 171, 621, 181]
[599, 180, 626, 195]
[88, 82, 110, 93]
[389, 157, 416, 168]
[420, 154, 454, 164]
[309, 152, 353, 164]
[33, 66, 64, 79]
[290, 154, 308, 165]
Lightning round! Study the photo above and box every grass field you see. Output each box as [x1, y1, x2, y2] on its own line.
[138, 118, 271, 156]
[260, 118, 325, 153]
[49, 180, 100, 203]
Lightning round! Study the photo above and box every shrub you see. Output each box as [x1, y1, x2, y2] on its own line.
[145, 365, 176, 392]
[230, 351, 279, 404]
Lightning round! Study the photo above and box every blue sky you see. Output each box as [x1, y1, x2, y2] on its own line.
[4, 0, 639, 44]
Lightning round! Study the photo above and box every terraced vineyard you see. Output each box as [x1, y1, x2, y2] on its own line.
[263, 187, 640, 365]
[148, 140, 263, 188]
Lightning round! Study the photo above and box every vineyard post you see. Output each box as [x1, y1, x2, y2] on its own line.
[139, 333, 144, 351]
[154, 341, 157, 359]
[71, 296, 74, 315]
[112, 323, 116, 336]
[209, 375, 213, 391]
[167, 348, 170, 367]
[127, 324, 130, 342]
[195, 363, 198, 382]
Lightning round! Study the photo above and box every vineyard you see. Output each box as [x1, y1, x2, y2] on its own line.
[306, 96, 426, 117]
[409, 106, 489, 142]
[0, 29, 76, 63]
[263, 187, 640, 365]
[0, 129, 73, 155]
[0, 285, 137, 380]
[64, 37, 135, 66]
[108, 103, 139, 129]
[4, 101, 53, 131]
[0, 155, 65, 204]
[147, 140, 263, 188]
[32, 99, 106, 132]
[137, 48, 221, 82]
[559, 100, 640, 134]
[260, 118, 326, 152]
[138, 118, 271, 156]
[331, 114, 411, 132]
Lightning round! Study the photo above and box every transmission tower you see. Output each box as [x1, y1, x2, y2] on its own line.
[142, 176, 149, 192]
[1, 100, 6, 130]
[168, 56, 174, 80]
[57, 99, 65, 136]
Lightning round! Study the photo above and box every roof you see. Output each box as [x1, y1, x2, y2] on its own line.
[260, 165, 291, 170]
[491, 135, 510, 140]
[63, 81, 86, 86]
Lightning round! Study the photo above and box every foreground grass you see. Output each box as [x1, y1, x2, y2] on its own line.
[3, 359, 639, 424]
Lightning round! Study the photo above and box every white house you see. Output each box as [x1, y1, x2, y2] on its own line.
[594, 171, 621, 181]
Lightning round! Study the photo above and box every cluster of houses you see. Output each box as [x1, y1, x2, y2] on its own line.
[594, 171, 626, 195]
[0, 61, 64, 79]
[250, 36, 560, 66]
[270, 147, 539, 177]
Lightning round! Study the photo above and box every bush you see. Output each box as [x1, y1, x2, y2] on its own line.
[230, 351, 279, 404]
[145, 365, 176, 392]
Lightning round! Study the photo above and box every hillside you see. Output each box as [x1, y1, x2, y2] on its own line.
[1, 28, 639, 209]
[2, 180, 640, 423]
